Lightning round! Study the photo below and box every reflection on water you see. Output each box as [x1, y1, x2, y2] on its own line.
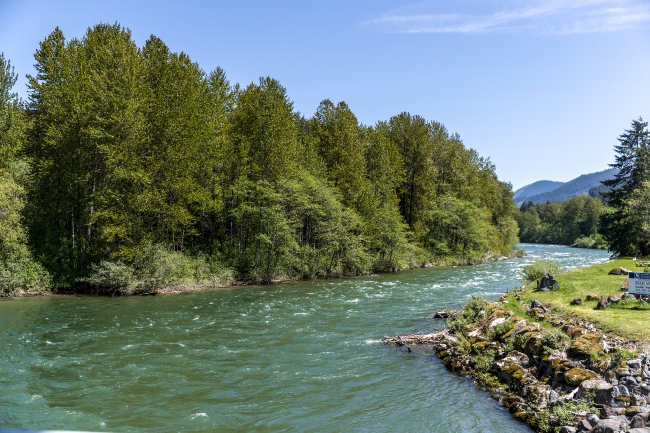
[0, 244, 609, 432]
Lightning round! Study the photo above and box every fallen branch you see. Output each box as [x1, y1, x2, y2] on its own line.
[383, 329, 449, 346]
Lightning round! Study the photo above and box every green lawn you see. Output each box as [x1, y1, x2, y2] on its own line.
[517, 257, 650, 341]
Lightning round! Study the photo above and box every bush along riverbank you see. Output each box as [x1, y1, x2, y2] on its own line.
[386, 289, 650, 432]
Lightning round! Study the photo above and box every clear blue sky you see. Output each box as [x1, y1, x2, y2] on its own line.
[1, 0, 649, 190]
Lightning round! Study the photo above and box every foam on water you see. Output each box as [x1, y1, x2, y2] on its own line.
[0, 244, 609, 433]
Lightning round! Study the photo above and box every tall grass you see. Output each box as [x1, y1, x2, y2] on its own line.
[522, 259, 562, 284]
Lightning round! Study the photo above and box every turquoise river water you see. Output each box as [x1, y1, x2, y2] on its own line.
[0, 244, 611, 432]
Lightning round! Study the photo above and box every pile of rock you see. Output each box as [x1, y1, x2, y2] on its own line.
[429, 300, 650, 433]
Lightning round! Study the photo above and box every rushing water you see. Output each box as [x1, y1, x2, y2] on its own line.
[0, 244, 610, 432]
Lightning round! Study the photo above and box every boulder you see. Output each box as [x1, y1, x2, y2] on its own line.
[494, 358, 526, 384]
[559, 427, 577, 433]
[578, 379, 612, 400]
[523, 383, 557, 409]
[628, 359, 643, 370]
[631, 413, 647, 429]
[571, 333, 605, 357]
[505, 350, 530, 367]
[587, 413, 600, 426]
[596, 297, 609, 310]
[565, 367, 600, 386]
[609, 267, 632, 275]
[595, 384, 631, 408]
[537, 272, 559, 290]
[531, 300, 544, 310]
[577, 419, 592, 431]
[592, 418, 626, 433]
[570, 298, 583, 305]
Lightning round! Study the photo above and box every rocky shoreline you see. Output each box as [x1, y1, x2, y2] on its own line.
[386, 292, 650, 433]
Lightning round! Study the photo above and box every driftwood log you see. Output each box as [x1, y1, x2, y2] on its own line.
[383, 329, 448, 346]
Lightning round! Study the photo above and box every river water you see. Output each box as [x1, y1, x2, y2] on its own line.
[0, 244, 610, 432]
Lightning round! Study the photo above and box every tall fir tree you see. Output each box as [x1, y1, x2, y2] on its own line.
[600, 118, 650, 256]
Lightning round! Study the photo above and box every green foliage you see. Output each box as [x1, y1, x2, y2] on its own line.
[79, 247, 235, 294]
[536, 400, 597, 433]
[522, 260, 563, 284]
[9, 24, 522, 292]
[516, 195, 608, 247]
[613, 346, 639, 362]
[0, 53, 51, 295]
[573, 234, 607, 249]
[539, 328, 570, 356]
[494, 319, 515, 338]
[474, 349, 496, 373]
[448, 296, 489, 333]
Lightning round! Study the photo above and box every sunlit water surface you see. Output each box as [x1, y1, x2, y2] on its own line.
[0, 244, 610, 432]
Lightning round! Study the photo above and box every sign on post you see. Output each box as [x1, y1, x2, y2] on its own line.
[628, 272, 650, 295]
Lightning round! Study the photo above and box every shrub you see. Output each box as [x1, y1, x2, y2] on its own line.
[494, 319, 515, 338]
[0, 258, 51, 296]
[536, 400, 597, 433]
[474, 349, 496, 373]
[79, 260, 140, 295]
[573, 234, 608, 250]
[522, 259, 563, 284]
[447, 296, 489, 333]
[539, 327, 570, 356]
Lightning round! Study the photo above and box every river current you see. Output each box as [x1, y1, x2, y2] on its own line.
[0, 244, 611, 432]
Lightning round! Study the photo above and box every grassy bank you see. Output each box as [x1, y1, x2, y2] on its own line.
[513, 256, 650, 341]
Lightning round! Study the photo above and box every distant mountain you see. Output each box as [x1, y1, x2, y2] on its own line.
[514, 181, 564, 202]
[519, 168, 618, 205]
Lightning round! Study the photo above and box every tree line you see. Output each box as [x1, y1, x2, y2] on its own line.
[515, 118, 650, 255]
[515, 196, 607, 248]
[0, 23, 520, 295]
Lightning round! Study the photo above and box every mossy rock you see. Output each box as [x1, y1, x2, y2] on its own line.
[495, 359, 526, 383]
[570, 332, 604, 357]
[513, 410, 535, 425]
[463, 322, 480, 337]
[472, 341, 501, 353]
[523, 332, 542, 353]
[551, 358, 572, 374]
[564, 367, 600, 386]
[488, 308, 513, 321]
[566, 326, 586, 337]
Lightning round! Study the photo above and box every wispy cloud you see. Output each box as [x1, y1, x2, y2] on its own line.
[365, 0, 650, 34]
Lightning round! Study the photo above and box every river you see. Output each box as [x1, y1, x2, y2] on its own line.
[0, 244, 611, 432]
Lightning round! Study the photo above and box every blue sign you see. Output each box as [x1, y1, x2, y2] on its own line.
[629, 272, 650, 295]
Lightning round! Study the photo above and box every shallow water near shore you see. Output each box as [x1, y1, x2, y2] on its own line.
[0, 244, 610, 432]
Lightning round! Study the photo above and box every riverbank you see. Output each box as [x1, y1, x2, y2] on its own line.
[4, 248, 526, 298]
[387, 257, 650, 432]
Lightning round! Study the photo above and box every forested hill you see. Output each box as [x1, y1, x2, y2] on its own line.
[517, 168, 618, 205]
[513, 181, 563, 202]
[0, 23, 520, 296]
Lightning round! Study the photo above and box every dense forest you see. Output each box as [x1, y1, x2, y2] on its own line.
[0, 24, 520, 296]
[515, 196, 608, 248]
